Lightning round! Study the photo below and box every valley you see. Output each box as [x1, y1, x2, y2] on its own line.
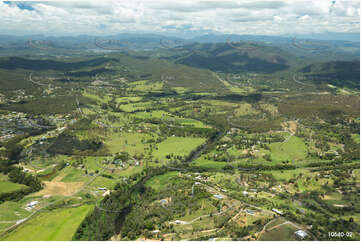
[0, 37, 359, 241]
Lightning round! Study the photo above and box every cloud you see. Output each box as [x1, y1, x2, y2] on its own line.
[239, 1, 285, 9]
[0, 0, 359, 36]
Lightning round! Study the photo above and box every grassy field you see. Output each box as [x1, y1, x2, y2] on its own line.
[115, 96, 142, 103]
[59, 167, 88, 183]
[152, 136, 206, 161]
[118, 101, 154, 112]
[104, 132, 153, 155]
[128, 80, 163, 92]
[115, 165, 144, 177]
[132, 110, 173, 120]
[144, 171, 179, 191]
[0, 201, 31, 222]
[82, 91, 111, 104]
[260, 222, 298, 241]
[90, 176, 117, 190]
[133, 110, 208, 128]
[191, 157, 228, 169]
[2, 205, 93, 241]
[0, 174, 28, 195]
[234, 103, 260, 116]
[268, 136, 308, 162]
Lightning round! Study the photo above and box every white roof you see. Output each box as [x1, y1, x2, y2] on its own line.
[272, 208, 284, 214]
[295, 230, 307, 238]
[28, 201, 38, 206]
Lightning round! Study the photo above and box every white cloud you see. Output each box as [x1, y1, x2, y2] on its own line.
[0, 0, 359, 36]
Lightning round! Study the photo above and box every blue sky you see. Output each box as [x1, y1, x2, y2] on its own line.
[0, 0, 359, 36]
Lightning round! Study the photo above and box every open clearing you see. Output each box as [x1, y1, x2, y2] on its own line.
[260, 222, 298, 241]
[1, 205, 93, 241]
[269, 136, 307, 162]
[144, 171, 179, 191]
[33, 180, 84, 197]
[0, 174, 28, 195]
[152, 136, 206, 161]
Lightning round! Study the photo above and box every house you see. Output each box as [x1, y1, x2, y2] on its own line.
[242, 191, 249, 196]
[294, 230, 307, 239]
[213, 194, 223, 199]
[272, 208, 284, 215]
[246, 209, 254, 215]
[26, 201, 38, 210]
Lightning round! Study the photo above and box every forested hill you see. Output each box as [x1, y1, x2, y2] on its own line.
[297, 60, 360, 89]
[162, 42, 295, 74]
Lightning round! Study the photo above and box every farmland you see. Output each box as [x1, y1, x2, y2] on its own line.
[0, 35, 359, 241]
[2, 205, 93, 241]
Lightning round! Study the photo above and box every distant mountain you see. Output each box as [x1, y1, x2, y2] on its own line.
[162, 42, 294, 74]
[295, 32, 360, 42]
[192, 32, 360, 43]
[0, 33, 359, 61]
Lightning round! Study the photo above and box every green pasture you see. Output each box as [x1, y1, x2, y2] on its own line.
[1, 205, 93, 241]
[144, 171, 179, 191]
[268, 136, 308, 162]
[152, 136, 206, 161]
[0, 174, 28, 195]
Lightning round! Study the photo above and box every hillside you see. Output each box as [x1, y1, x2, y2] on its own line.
[162, 42, 295, 74]
[297, 60, 360, 89]
[0, 54, 227, 94]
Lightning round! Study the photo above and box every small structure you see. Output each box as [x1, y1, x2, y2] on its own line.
[246, 209, 254, 215]
[294, 230, 307, 239]
[213, 194, 223, 200]
[102, 190, 110, 197]
[242, 191, 249, 196]
[272, 208, 284, 215]
[98, 187, 107, 191]
[26, 201, 38, 210]
[160, 199, 168, 205]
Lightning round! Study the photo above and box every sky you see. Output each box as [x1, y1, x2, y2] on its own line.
[0, 0, 360, 37]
